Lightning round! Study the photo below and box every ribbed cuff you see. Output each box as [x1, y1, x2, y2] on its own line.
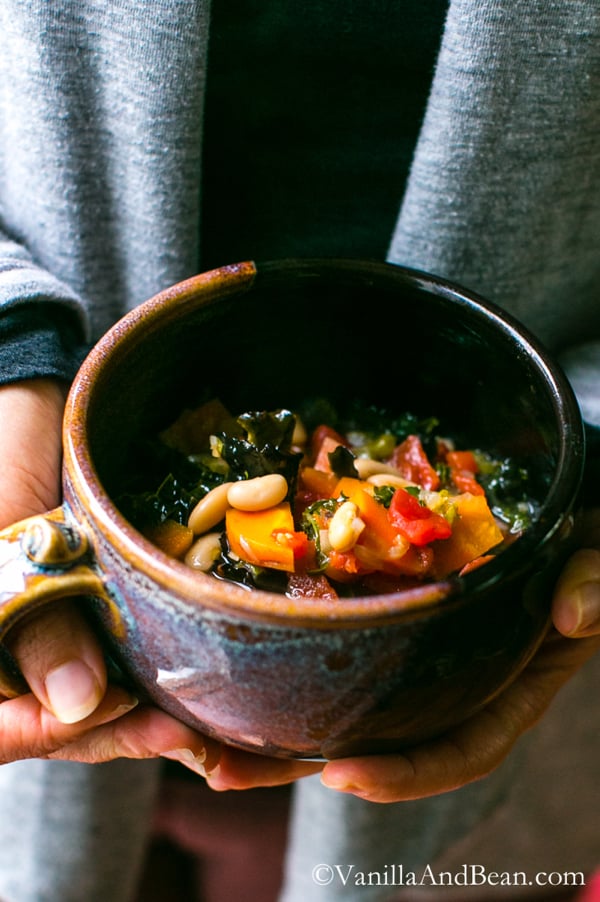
[0, 304, 88, 387]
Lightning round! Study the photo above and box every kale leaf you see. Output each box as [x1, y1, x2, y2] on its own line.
[214, 409, 302, 488]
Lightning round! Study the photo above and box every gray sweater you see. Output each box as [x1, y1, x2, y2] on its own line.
[0, 2, 598, 901]
[1, 1, 598, 349]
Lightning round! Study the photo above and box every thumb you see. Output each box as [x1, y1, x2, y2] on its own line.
[552, 547, 600, 638]
[6, 598, 108, 723]
[0, 379, 108, 722]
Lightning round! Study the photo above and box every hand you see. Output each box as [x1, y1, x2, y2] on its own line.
[205, 510, 600, 797]
[0, 379, 322, 782]
[0, 380, 221, 771]
[551, 509, 600, 638]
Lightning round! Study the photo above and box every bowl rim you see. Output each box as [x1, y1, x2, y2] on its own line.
[62, 258, 586, 627]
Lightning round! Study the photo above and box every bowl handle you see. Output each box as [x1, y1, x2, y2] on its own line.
[0, 507, 123, 697]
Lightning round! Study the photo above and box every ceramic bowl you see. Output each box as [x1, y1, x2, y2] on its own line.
[0, 259, 585, 758]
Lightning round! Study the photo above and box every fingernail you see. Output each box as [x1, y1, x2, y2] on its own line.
[569, 581, 600, 635]
[320, 773, 372, 800]
[162, 747, 208, 777]
[111, 700, 139, 716]
[45, 659, 103, 724]
[320, 770, 359, 793]
[97, 695, 139, 725]
[205, 765, 236, 791]
[320, 777, 368, 798]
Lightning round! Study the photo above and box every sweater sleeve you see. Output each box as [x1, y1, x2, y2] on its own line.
[0, 305, 88, 387]
[0, 235, 90, 333]
[0, 234, 90, 385]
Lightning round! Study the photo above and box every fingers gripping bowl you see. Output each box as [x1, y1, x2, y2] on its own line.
[0, 260, 585, 759]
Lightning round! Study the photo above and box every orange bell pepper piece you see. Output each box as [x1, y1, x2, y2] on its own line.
[226, 502, 298, 572]
[430, 493, 503, 579]
[144, 519, 194, 559]
[297, 466, 339, 499]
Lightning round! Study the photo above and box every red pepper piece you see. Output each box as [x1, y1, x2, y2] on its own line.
[388, 486, 452, 546]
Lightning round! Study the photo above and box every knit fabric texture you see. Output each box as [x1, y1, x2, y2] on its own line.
[0, 2, 599, 901]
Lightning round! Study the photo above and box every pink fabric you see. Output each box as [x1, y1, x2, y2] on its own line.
[146, 774, 291, 902]
[576, 872, 600, 902]
[138, 770, 599, 902]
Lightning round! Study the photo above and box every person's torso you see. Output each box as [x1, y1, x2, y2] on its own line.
[200, 0, 448, 266]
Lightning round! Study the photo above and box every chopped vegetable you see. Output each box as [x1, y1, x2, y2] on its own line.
[226, 502, 302, 572]
[391, 434, 440, 490]
[286, 571, 340, 599]
[446, 449, 485, 496]
[119, 397, 536, 598]
[143, 519, 194, 559]
[159, 397, 238, 455]
[313, 433, 348, 472]
[388, 486, 453, 546]
[429, 493, 504, 579]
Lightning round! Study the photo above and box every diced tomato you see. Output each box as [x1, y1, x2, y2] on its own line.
[446, 450, 478, 471]
[286, 572, 340, 599]
[310, 424, 347, 458]
[310, 426, 349, 473]
[325, 549, 368, 583]
[388, 486, 452, 546]
[313, 435, 350, 473]
[445, 450, 485, 496]
[451, 471, 484, 495]
[390, 435, 440, 490]
[272, 528, 310, 561]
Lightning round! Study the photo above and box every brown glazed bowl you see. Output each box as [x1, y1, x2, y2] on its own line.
[0, 259, 585, 759]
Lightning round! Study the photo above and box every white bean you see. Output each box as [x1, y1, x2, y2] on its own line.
[291, 416, 308, 449]
[367, 473, 414, 488]
[227, 474, 288, 512]
[184, 532, 222, 571]
[355, 458, 402, 479]
[328, 501, 365, 552]
[187, 482, 233, 534]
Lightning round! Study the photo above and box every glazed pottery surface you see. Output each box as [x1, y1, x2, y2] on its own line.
[0, 259, 585, 758]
